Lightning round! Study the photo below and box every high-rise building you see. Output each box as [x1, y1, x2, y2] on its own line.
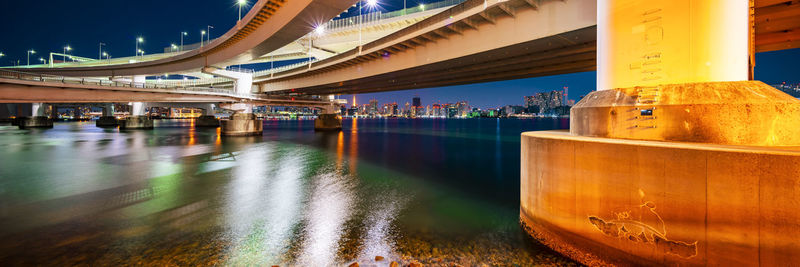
[412, 96, 421, 108]
[523, 90, 565, 114]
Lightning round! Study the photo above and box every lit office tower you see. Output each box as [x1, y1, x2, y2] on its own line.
[412, 96, 421, 108]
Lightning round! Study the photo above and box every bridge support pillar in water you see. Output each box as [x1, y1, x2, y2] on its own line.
[96, 103, 118, 127]
[220, 103, 262, 136]
[314, 98, 342, 131]
[195, 104, 220, 127]
[19, 103, 53, 129]
[521, 0, 800, 265]
[120, 102, 153, 129]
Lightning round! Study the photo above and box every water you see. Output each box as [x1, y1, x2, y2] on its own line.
[0, 118, 575, 266]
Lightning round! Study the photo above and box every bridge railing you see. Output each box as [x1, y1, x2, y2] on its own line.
[324, 0, 465, 31]
[0, 69, 254, 98]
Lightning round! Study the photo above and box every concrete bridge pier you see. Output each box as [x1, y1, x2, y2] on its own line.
[96, 103, 118, 127]
[195, 103, 220, 127]
[521, 0, 800, 266]
[120, 102, 153, 129]
[220, 103, 262, 136]
[19, 103, 53, 129]
[314, 96, 342, 131]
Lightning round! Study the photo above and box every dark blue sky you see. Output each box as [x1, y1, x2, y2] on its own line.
[1, 1, 798, 109]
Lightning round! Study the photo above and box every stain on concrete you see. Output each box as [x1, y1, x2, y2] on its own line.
[588, 200, 697, 259]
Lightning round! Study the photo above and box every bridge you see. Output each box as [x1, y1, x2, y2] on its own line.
[3, 0, 800, 265]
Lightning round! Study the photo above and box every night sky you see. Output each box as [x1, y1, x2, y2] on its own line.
[1, 1, 798, 109]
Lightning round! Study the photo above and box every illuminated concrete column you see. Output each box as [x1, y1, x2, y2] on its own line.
[315, 95, 342, 131]
[31, 103, 47, 117]
[597, 0, 749, 90]
[19, 103, 53, 129]
[196, 103, 220, 127]
[97, 103, 118, 127]
[219, 102, 261, 136]
[132, 75, 146, 85]
[120, 102, 153, 129]
[523, 0, 800, 266]
[201, 67, 253, 94]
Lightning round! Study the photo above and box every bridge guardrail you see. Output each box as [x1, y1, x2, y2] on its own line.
[325, 0, 465, 31]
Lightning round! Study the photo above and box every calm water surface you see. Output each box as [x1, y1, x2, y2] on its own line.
[0, 118, 574, 266]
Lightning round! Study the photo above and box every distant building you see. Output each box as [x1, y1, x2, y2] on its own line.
[524, 90, 565, 114]
[412, 96, 421, 108]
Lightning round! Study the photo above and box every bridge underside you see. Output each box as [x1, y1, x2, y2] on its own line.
[271, 26, 597, 96]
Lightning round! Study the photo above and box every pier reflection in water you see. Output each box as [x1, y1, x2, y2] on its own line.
[0, 118, 575, 266]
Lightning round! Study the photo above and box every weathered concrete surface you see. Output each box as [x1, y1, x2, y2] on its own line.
[195, 115, 220, 127]
[570, 81, 800, 146]
[571, 81, 800, 146]
[95, 116, 118, 127]
[119, 116, 154, 129]
[314, 114, 342, 131]
[220, 113, 262, 136]
[18, 116, 53, 129]
[520, 130, 800, 266]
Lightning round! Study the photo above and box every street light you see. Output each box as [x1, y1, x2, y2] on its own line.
[39, 57, 46, 64]
[359, 0, 379, 48]
[27, 50, 35, 66]
[207, 25, 214, 45]
[99, 42, 106, 60]
[64, 45, 72, 62]
[238, 0, 247, 21]
[136, 37, 144, 58]
[0, 52, 4, 58]
[171, 44, 178, 52]
[201, 30, 206, 47]
[180, 32, 187, 51]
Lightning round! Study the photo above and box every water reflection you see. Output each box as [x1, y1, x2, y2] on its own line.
[296, 171, 355, 266]
[0, 119, 575, 266]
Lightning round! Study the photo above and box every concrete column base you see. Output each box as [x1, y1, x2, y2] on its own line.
[314, 114, 342, 131]
[96, 116, 119, 127]
[119, 116, 154, 130]
[18, 116, 53, 129]
[521, 130, 800, 266]
[220, 113, 262, 136]
[195, 115, 220, 127]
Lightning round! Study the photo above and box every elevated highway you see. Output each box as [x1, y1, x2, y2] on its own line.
[0, 71, 329, 107]
[6, 0, 357, 77]
[253, 0, 800, 96]
[257, 0, 597, 95]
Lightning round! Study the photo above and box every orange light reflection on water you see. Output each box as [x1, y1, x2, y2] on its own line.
[188, 120, 196, 146]
[215, 127, 222, 146]
[336, 131, 344, 170]
[349, 118, 358, 174]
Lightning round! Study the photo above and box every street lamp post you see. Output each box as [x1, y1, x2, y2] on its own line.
[102, 52, 110, 64]
[180, 32, 187, 51]
[27, 50, 35, 66]
[238, 0, 247, 21]
[207, 25, 214, 45]
[201, 30, 206, 47]
[359, 0, 379, 49]
[136, 37, 144, 59]
[63, 45, 72, 62]
[99, 43, 105, 60]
